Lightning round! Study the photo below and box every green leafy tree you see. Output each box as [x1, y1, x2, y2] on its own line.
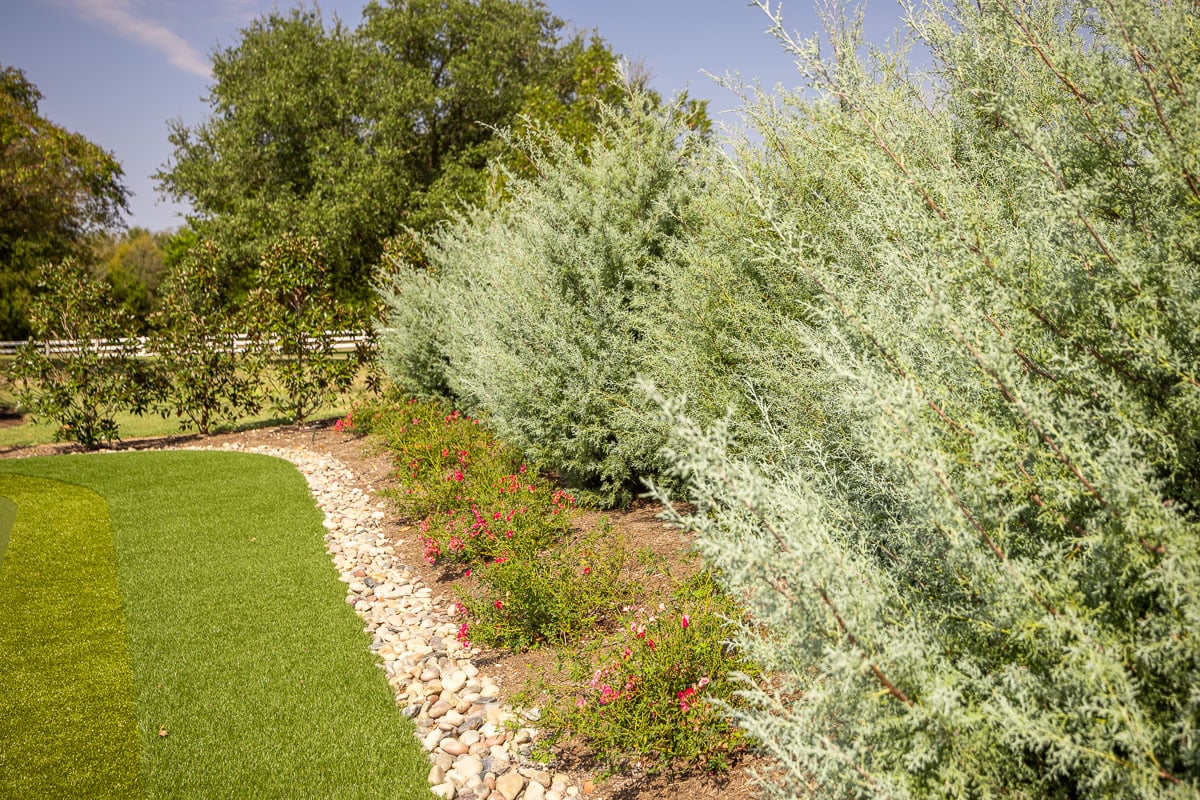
[151, 240, 260, 434]
[160, 224, 199, 271]
[0, 65, 128, 338]
[156, 1, 632, 309]
[157, 9, 375, 303]
[650, 0, 1200, 797]
[91, 227, 168, 329]
[8, 259, 155, 448]
[246, 234, 364, 424]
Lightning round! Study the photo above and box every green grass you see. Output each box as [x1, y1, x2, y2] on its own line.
[0, 451, 432, 799]
[0, 474, 142, 798]
[0, 366, 376, 450]
[0, 494, 12, 567]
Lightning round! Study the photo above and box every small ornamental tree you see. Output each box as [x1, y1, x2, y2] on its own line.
[151, 240, 260, 434]
[652, 0, 1200, 798]
[246, 234, 364, 424]
[8, 259, 155, 447]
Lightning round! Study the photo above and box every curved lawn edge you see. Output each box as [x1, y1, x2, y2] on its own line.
[0, 451, 432, 799]
[0, 474, 142, 799]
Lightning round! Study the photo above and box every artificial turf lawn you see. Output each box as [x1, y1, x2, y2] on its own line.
[0, 494, 13, 567]
[0, 451, 432, 799]
[0, 474, 143, 798]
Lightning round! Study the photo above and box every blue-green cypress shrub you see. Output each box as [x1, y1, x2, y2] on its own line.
[378, 99, 703, 504]
[653, 0, 1200, 796]
[375, 234, 455, 401]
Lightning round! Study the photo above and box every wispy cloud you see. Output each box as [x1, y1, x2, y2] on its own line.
[63, 0, 212, 80]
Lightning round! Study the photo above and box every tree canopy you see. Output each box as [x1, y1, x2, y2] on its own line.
[156, 0, 638, 306]
[0, 65, 128, 339]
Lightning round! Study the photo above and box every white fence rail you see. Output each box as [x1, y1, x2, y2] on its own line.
[0, 332, 371, 358]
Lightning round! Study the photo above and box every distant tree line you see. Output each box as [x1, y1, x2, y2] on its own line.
[0, 65, 127, 339]
[153, 0, 704, 312]
[3, 0, 706, 339]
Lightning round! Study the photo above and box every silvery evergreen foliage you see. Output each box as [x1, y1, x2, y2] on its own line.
[653, 0, 1200, 797]
[376, 233, 454, 400]
[379, 97, 703, 504]
[644, 127, 842, 472]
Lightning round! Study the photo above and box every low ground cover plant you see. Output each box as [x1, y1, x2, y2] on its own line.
[459, 521, 632, 650]
[347, 396, 570, 567]
[345, 397, 754, 773]
[541, 570, 755, 776]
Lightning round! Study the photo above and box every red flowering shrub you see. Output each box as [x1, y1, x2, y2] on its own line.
[356, 394, 753, 773]
[351, 397, 572, 565]
[456, 522, 632, 650]
[541, 571, 754, 774]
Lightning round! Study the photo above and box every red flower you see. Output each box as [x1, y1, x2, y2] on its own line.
[494, 600, 504, 609]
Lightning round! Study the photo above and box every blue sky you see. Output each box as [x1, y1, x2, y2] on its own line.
[1, 1, 909, 231]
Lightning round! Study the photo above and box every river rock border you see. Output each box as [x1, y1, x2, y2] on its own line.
[191, 443, 586, 800]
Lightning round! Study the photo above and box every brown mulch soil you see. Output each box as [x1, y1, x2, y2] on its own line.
[0, 417, 765, 800]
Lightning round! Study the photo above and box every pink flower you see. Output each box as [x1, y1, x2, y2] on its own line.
[681, 614, 690, 629]
[697, 676, 710, 689]
[423, 538, 441, 565]
[494, 600, 504, 609]
[582, 566, 591, 575]
[677, 686, 698, 712]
